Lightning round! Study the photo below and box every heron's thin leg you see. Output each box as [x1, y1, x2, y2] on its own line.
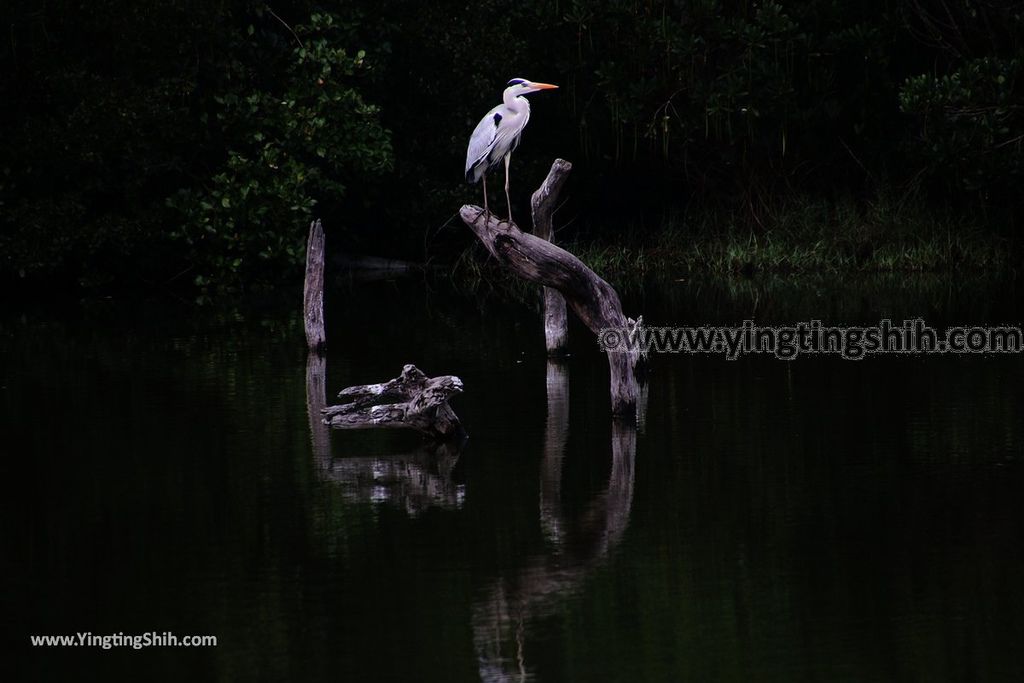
[483, 174, 490, 216]
[504, 153, 513, 223]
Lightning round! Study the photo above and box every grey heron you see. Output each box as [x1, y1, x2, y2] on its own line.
[465, 78, 558, 221]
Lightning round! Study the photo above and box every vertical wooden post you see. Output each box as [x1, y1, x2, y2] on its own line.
[303, 219, 326, 353]
[531, 160, 572, 356]
[304, 219, 330, 470]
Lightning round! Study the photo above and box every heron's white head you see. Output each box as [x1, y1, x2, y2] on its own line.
[505, 78, 559, 95]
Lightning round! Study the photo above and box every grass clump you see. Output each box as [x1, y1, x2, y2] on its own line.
[569, 195, 1010, 279]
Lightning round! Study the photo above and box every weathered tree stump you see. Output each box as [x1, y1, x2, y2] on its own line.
[460, 185, 641, 416]
[303, 218, 326, 353]
[322, 365, 464, 439]
[531, 160, 572, 356]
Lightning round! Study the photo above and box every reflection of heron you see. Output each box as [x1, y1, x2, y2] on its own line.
[472, 362, 637, 681]
[465, 78, 558, 221]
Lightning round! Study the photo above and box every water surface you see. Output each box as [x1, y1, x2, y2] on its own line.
[5, 274, 1024, 681]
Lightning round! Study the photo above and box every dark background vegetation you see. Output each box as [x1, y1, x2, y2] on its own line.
[2, 0, 1022, 294]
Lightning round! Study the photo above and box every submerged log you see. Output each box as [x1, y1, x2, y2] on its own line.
[459, 200, 641, 416]
[322, 364, 464, 439]
[303, 218, 326, 352]
[531, 160, 572, 356]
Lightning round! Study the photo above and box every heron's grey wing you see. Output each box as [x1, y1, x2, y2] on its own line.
[465, 105, 505, 183]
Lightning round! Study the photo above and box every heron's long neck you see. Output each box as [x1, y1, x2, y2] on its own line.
[503, 89, 530, 115]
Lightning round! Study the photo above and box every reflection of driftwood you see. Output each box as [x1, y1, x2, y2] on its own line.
[319, 439, 466, 517]
[322, 365, 464, 439]
[460, 185, 640, 416]
[531, 160, 571, 357]
[332, 253, 417, 273]
[303, 219, 326, 352]
[473, 364, 637, 681]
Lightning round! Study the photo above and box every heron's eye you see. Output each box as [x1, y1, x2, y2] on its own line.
[521, 83, 530, 88]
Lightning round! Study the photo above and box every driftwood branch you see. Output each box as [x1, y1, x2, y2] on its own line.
[322, 364, 464, 439]
[303, 218, 326, 352]
[531, 160, 571, 356]
[459, 201, 640, 416]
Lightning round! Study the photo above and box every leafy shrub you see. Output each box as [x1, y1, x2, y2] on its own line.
[900, 56, 1023, 194]
[167, 12, 392, 291]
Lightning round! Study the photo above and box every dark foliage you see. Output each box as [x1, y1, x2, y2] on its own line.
[2, 0, 1022, 292]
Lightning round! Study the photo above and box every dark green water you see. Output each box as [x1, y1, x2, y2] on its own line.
[5, 274, 1024, 682]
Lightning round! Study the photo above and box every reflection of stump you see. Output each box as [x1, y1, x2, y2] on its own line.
[540, 360, 569, 545]
[306, 352, 331, 466]
[322, 365, 464, 440]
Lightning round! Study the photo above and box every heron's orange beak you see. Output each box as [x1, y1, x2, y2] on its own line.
[530, 82, 559, 90]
